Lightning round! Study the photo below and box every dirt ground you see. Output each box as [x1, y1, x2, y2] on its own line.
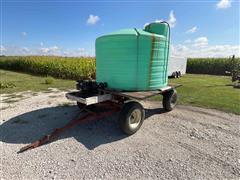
[0, 89, 240, 180]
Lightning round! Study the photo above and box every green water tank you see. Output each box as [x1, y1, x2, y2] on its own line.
[96, 22, 170, 91]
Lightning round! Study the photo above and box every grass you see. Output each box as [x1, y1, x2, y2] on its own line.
[44, 76, 54, 84]
[0, 69, 75, 94]
[0, 81, 16, 89]
[1, 69, 239, 114]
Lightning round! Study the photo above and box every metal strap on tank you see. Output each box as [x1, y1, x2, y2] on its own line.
[165, 26, 170, 84]
[134, 28, 140, 90]
[148, 34, 155, 89]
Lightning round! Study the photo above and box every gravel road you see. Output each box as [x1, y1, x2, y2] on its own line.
[1, 90, 240, 180]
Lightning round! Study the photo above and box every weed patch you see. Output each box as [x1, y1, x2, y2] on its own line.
[0, 81, 16, 89]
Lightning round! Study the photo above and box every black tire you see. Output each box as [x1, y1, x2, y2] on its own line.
[178, 71, 181, 77]
[162, 89, 178, 111]
[119, 101, 145, 135]
[172, 72, 177, 78]
[176, 71, 179, 78]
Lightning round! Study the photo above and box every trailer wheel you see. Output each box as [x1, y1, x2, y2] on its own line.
[119, 101, 145, 135]
[176, 71, 179, 78]
[172, 72, 177, 78]
[162, 89, 178, 111]
[178, 71, 181, 77]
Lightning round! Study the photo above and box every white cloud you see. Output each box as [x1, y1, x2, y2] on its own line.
[168, 10, 176, 28]
[2, 42, 239, 58]
[184, 39, 192, 43]
[51, 46, 59, 51]
[171, 44, 240, 58]
[186, 26, 198, 33]
[64, 48, 89, 57]
[1, 45, 33, 55]
[78, 48, 85, 52]
[0, 45, 6, 52]
[40, 42, 44, 46]
[40, 48, 49, 53]
[22, 47, 30, 53]
[1, 45, 94, 56]
[171, 36, 239, 58]
[38, 46, 91, 56]
[216, 0, 231, 9]
[40, 47, 50, 53]
[40, 46, 60, 55]
[193, 37, 208, 47]
[87, 14, 100, 25]
[21, 32, 27, 37]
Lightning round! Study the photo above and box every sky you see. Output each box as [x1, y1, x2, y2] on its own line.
[1, 0, 240, 57]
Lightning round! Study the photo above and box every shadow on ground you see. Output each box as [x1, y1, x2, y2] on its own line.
[0, 105, 166, 150]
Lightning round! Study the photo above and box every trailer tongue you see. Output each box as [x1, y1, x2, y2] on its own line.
[18, 101, 121, 153]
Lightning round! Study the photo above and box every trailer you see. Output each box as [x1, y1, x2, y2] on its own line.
[65, 81, 181, 135]
[168, 56, 187, 78]
[17, 22, 182, 153]
[18, 81, 181, 153]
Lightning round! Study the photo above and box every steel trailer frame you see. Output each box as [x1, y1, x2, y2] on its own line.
[66, 83, 181, 106]
[18, 83, 181, 153]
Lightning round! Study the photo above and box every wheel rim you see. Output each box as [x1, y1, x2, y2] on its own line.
[170, 93, 177, 106]
[128, 109, 142, 129]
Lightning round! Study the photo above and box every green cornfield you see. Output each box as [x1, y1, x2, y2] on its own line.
[1, 56, 239, 80]
[187, 57, 240, 75]
[0, 56, 96, 80]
